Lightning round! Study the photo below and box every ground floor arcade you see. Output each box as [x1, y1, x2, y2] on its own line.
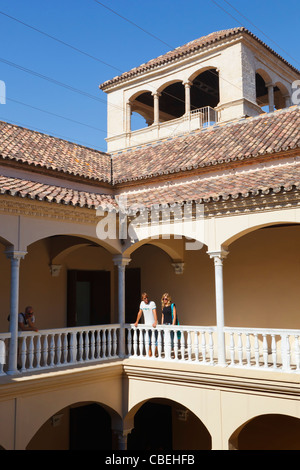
[0, 359, 299, 450]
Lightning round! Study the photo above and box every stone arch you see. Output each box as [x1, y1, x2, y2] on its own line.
[228, 413, 300, 450]
[10, 209, 122, 254]
[125, 397, 212, 450]
[17, 387, 122, 449]
[188, 65, 219, 84]
[217, 209, 300, 251]
[123, 210, 206, 258]
[157, 79, 186, 121]
[189, 66, 220, 110]
[25, 400, 122, 450]
[255, 67, 272, 85]
[40, 234, 118, 265]
[0, 236, 14, 248]
[255, 68, 289, 111]
[129, 89, 155, 129]
[274, 81, 291, 108]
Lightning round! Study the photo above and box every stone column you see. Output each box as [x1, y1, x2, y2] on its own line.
[208, 250, 228, 367]
[184, 81, 192, 115]
[113, 428, 133, 450]
[5, 249, 27, 375]
[113, 255, 131, 358]
[152, 91, 161, 125]
[126, 100, 132, 133]
[283, 94, 291, 108]
[266, 83, 275, 112]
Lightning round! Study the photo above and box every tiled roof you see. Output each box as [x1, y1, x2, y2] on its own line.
[0, 107, 299, 212]
[112, 106, 300, 184]
[0, 174, 116, 209]
[117, 159, 300, 210]
[0, 121, 112, 183]
[100, 27, 299, 90]
[2, 159, 299, 212]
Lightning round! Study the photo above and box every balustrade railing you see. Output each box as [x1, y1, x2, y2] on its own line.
[125, 324, 216, 364]
[1, 324, 300, 376]
[0, 325, 120, 374]
[224, 327, 300, 373]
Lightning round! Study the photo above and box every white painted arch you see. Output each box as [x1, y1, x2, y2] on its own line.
[207, 206, 300, 252]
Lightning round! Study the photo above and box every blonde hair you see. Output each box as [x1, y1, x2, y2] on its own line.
[161, 293, 172, 309]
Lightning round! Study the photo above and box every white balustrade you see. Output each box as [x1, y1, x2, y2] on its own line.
[1, 324, 300, 376]
[125, 325, 216, 364]
[224, 327, 300, 372]
[0, 325, 120, 374]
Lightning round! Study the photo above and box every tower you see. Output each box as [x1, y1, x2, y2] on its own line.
[99, 27, 299, 152]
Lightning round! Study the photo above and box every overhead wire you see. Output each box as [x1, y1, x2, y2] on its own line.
[0, 7, 196, 146]
[91, 0, 274, 108]
[212, 0, 300, 67]
[0, 10, 122, 73]
[0, 2, 297, 150]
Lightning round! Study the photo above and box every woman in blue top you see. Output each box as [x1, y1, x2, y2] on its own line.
[161, 293, 176, 326]
[161, 293, 177, 351]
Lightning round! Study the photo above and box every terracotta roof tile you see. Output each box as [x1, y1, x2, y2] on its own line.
[118, 160, 300, 210]
[100, 27, 299, 90]
[0, 158, 299, 212]
[0, 121, 112, 183]
[112, 107, 300, 184]
[0, 174, 116, 209]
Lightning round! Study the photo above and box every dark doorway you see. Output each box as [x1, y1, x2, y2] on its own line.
[67, 270, 110, 326]
[69, 404, 112, 450]
[127, 402, 172, 450]
[125, 268, 141, 323]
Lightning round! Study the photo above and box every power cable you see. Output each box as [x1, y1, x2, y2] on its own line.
[0, 10, 122, 73]
[1, 2, 293, 150]
[90, 0, 269, 107]
[92, 0, 173, 49]
[215, 0, 300, 67]
[6, 97, 106, 134]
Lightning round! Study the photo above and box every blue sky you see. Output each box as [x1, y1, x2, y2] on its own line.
[0, 0, 299, 152]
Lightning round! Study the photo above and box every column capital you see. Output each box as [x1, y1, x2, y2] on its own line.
[207, 250, 229, 265]
[151, 90, 161, 98]
[113, 254, 131, 267]
[5, 249, 27, 260]
[171, 262, 185, 274]
[183, 80, 192, 88]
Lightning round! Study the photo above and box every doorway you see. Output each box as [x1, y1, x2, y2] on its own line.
[67, 270, 111, 326]
[127, 402, 173, 450]
[69, 404, 112, 450]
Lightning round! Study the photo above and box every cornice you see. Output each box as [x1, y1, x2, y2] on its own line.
[0, 195, 97, 224]
[0, 360, 124, 400]
[0, 184, 299, 223]
[122, 361, 300, 398]
[0, 358, 298, 402]
[100, 28, 300, 92]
